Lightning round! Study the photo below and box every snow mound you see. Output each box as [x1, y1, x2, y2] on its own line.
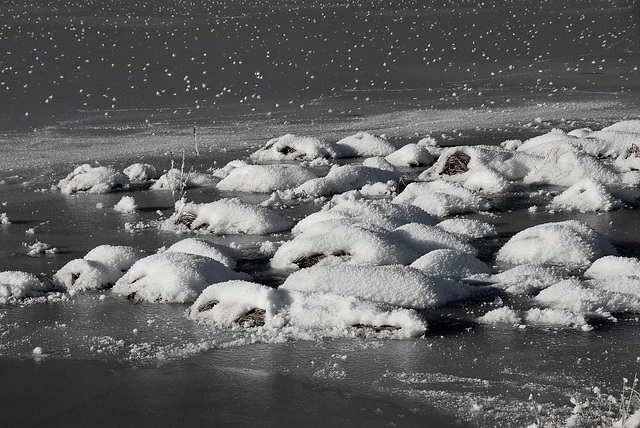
[385, 143, 434, 167]
[410, 249, 490, 279]
[393, 180, 491, 217]
[169, 198, 291, 234]
[0, 271, 51, 303]
[334, 132, 395, 157]
[112, 252, 251, 303]
[292, 199, 437, 234]
[548, 178, 624, 212]
[217, 164, 317, 193]
[491, 264, 570, 294]
[294, 164, 400, 197]
[496, 220, 616, 269]
[188, 281, 427, 338]
[123, 163, 161, 181]
[391, 223, 478, 257]
[150, 168, 219, 190]
[54, 245, 146, 294]
[478, 306, 590, 330]
[585, 256, 640, 279]
[436, 218, 497, 239]
[280, 264, 475, 309]
[250, 134, 339, 161]
[114, 196, 137, 213]
[362, 156, 396, 171]
[166, 238, 242, 269]
[57, 164, 129, 194]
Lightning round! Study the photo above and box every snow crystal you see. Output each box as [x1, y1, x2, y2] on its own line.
[217, 164, 317, 193]
[113, 252, 251, 303]
[280, 264, 474, 309]
[166, 238, 242, 269]
[57, 164, 129, 194]
[496, 220, 615, 269]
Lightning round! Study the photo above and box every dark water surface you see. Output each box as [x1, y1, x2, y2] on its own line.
[2, 1, 640, 427]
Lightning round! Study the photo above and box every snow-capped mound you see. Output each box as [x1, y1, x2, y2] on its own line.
[54, 245, 146, 294]
[150, 168, 219, 190]
[123, 163, 161, 181]
[270, 222, 408, 269]
[57, 164, 129, 194]
[496, 220, 615, 269]
[490, 264, 570, 294]
[410, 249, 490, 279]
[334, 132, 395, 157]
[250, 134, 339, 161]
[535, 278, 640, 315]
[0, 271, 51, 303]
[391, 223, 478, 257]
[393, 180, 491, 217]
[385, 144, 434, 167]
[548, 178, 624, 212]
[293, 164, 400, 197]
[280, 264, 474, 309]
[278, 290, 427, 338]
[292, 199, 437, 235]
[166, 238, 242, 269]
[584, 256, 640, 280]
[362, 156, 396, 171]
[436, 218, 497, 239]
[418, 145, 536, 193]
[114, 196, 137, 213]
[216, 164, 317, 193]
[189, 280, 278, 327]
[169, 198, 291, 234]
[112, 252, 251, 303]
[478, 306, 590, 330]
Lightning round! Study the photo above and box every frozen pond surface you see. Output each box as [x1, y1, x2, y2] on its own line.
[2, 1, 640, 427]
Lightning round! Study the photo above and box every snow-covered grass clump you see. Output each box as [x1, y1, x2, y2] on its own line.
[410, 249, 490, 279]
[166, 238, 242, 269]
[57, 164, 130, 194]
[114, 196, 137, 213]
[123, 163, 161, 181]
[385, 143, 434, 167]
[334, 132, 395, 157]
[189, 280, 427, 338]
[280, 264, 475, 309]
[168, 198, 291, 234]
[478, 307, 591, 330]
[0, 271, 51, 303]
[250, 134, 340, 161]
[490, 264, 570, 295]
[112, 252, 251, 303]
[293, 164, 399, 197]
[393, 180, 491, 217]
[548, 178, 625, 212]
[1, 213, 9, 225]
[435, 218, 497, 239]
[496, 220, 615, 269]
[216, 164, 317, 193]
[150, 168, 218, 191]
[54, 245, 146, 294]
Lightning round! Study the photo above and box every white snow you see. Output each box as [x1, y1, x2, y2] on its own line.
[496, 220, 616, 269]
[150, 168, 219, 191]
[114, 196, 137, 213]
[54, 245, 146, 294]
[123, 163, 161, 181]
[57, 164, 130, 194]
[385, 143, 434, 167]
[490, 264, 569, 294]
[410, 249, 490, 279]
[548, 178, 624, 212]
[435, 218, 497, 239]
[0, 271, 50, 303]
[293, 164, 400, 197]
[280, 264, 475, 309]
[166, 238, 242, 269]
[216, 164, 317, 193]
[0, 213, 9, 225]
[250, 134, 340, 161]
[168, 198, 291, 234]
[112, 251, 251, 303]
[584, 256, 640, 280]
[335, 132, 395, 157]
[393, 180, 491, 217]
